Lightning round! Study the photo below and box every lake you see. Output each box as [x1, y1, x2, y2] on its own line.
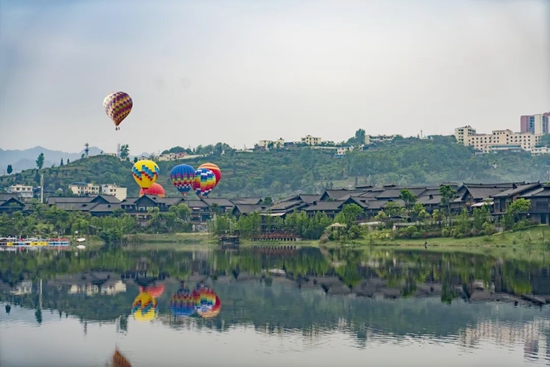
[2, 246, 550, 366]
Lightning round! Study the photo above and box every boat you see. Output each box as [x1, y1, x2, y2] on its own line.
[0, 237, 70, 249]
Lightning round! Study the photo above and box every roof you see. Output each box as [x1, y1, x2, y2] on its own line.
[304, 201, 345, 211]
[322, 189, 366, 200]
[182, 200, 208, 208]
[121, 197, 139, 205]
[52, 202, 98, 211]
[375, 187, 427, 199]
[520, 187, 550, 198]
[96, 194, 122, 204]
[299, 194, 322, 204]
[47, 197, 94, 204]
[233, 204, 265, 214]
[90, 203, 123, 213]
[417, 195, 442, 205]
[202, 198, 235, 207]
[231, 197, 263, 205]
[0, 193, 19, 201]
[491, 183, 542, 198]
[268, 200, 304, 210]
[463, 187, 512, 200]
[157, 197, 184, 206]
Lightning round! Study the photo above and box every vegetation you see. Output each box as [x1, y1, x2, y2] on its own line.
[3, 135, 550, 198]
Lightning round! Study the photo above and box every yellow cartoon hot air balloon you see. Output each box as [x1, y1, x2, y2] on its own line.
[132, 160, 159, 189]
[131, 291, 158, 322]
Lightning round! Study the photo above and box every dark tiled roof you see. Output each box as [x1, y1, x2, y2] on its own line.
[323, 189, 366, 200]
[0, 193, 19, 201]
[520, 187, 550, 198]
[158, 197, 185, 206]
[121, 197, 139, 205]
[491, 183, 542, 198]
[183, 200, 208, 208]
[47, 197, 95, 204]
[417, 195, 442, 205]
[466, 187, 511, 200]
[90, 203, 122, 213]
[304, 201, 345, 211]
[231, 197, 263, 205]
[299, 194, 322, 204]
[233, 204, 265, 214]
[376, 187, 427, 199]
[268, 200, 304, 210]
[202, 198, 235, 207]
[95, 195, 122, 204]
[53, 202, 99, 211]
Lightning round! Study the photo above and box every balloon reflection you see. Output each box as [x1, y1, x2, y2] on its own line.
[131, 291, 158, 322]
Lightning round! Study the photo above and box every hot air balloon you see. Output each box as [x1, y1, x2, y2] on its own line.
[131, 291, 158, 322]
[139, 183, 166, 198]
[132, 160, 159, 189]
[194, 284, 222, 319]
[103, 91, 133, 130]
[139, 283, 165, 298]
[112, 348, 133, 367]
[170, 164, 196, 196]
[194, 168, 216, 198]
[198, 163, 221, 186]
[170, 286, 198, 317]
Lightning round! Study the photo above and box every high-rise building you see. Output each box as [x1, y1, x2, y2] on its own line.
[520, 114, 549, 135]
[454, 126, 477, 144]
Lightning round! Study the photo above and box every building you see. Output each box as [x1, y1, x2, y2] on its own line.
[257, 138, 285, 150]
[457, 127, 542, 153]
[101, 184, 127, 201]
[364, 134, 399, 145]
[454, 126, 477, 145]
[68, 182, 100, 196]
[301, 135, 322, 146]
[7, 184, 34, 199]
[520, 114, 549, 135]
[157, 152, 188, 161]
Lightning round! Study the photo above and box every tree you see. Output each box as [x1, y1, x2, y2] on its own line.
[60, 158, 64, 167]
[36, 153, 44, 170]
[263, 197, 273, 206]
[6, 165, 12, 175]
[334, 204, 364, 227]
[399, 189, 417, 213]
[384, 202, 403, 218]
[67, 159, 70, 164]
[133, 157, 138, 163]
[439, 185, 456, 226]
[504, 198, 531, 227]
[119, 144, 130, 160]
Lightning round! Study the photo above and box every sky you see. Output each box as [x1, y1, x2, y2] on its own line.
[0, 0, 549, 154]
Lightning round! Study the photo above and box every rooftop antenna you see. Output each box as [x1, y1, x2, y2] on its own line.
[85, 143, 90, 158]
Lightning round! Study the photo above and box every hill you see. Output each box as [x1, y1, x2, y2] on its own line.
[1, 136, 550, 198]
[0, 146, 103, 173]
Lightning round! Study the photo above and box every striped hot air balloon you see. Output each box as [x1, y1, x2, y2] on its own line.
[132, 160, 159, 189]
[194, 168, 216, 198]
[103, 91, 133, 130]
[170, 164, 196, 196]
[139, 183, 166, 198]
[198, 163, 221, 187]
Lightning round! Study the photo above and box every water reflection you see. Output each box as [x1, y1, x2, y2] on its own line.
[2, 246, 550, 366]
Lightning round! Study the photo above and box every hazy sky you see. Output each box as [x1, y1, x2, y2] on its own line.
[1, 0, 549, 154]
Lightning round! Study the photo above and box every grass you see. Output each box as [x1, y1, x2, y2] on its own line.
[123, 232, 214, 244]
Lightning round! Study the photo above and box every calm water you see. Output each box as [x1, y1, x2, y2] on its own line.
[2, 246, 550, 367]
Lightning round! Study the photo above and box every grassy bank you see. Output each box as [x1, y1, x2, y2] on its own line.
[123, 232, 214, 245]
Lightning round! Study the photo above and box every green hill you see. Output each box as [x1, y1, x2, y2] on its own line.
[2, 136, 550, 198]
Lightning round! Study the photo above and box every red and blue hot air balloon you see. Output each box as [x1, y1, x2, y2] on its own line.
[170, 164, 196, 196]
[194, 168, 216, 198]
[170, 286, 197, 317]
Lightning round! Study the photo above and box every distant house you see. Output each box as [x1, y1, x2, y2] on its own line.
[68, 182, 100, 196]
[301, 135, 322, 146]
[158, 152, 188, 161]
[519, 185, 550, 224]
[183, 200, 210, 222]
[232, 204, 266, 217]
[0, 194, 25, 214]
[452, 183, 521, 210]
[101, 184, 127, 201]
[491, 183, 542, 215]
[7, 185, 34, 200]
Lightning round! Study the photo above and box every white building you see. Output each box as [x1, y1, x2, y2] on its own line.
[158, 152, 188, 161]
[101, 184, 127, 201]
[68, 182, 100, 196]
[364, 134, 399, 145]
[301, 135, 322, 146]
[7, 184, 34, 199]
[454, 126, 477, 145]
[456, 127, 543, 153]
[258, 138, 285, 150]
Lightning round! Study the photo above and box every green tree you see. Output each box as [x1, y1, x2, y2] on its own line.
[400, 189, 417, 214]
[335, 204, 364, 227]
[439, 185, 456, 226]
[263, 197, 273, 206]
[384, 202, 403, 218]
[36, 153, 44, 170]
[60, 158, 64, 167]
[6, 165, 13, 175]
[504, 198, 532, 228]
[119, 144, 130, 160]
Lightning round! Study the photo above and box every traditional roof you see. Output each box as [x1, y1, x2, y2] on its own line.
[47, 197, 95, 204]
[268, 200, 304, 211]
[0, 193, 19, 201]
[90, 203, 123, 213]
[231, 197, 263, 205]
[233, 204, 265, 215]
[417, 195, 442, 205]
[299, 194, 322, 204]
[376, 187, 427, 199]
[96, 194, 122, 204]
[202, 198, 235, 207]
[321, 189, 366, 200]
[520, 186, 550, 198]
[183, 200, 208, 208]
[52, 202, 98, 212]
[304, 201, 345, 211]
[491, 183, 542, 198]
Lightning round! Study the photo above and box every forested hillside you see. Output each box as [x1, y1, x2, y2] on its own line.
[2, 136, 550, 198]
